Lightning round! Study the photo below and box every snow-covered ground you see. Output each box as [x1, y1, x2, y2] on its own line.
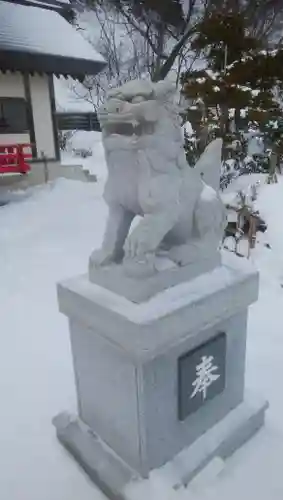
[1, 164, 283, 499]
[60, 131, 107, 177]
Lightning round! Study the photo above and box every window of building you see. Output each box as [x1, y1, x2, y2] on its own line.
[0, 98, 28, 134]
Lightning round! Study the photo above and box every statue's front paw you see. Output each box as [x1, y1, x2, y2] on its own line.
[168, 244, 198, 266]
[89, 248, 116, 269]
[124, 229, 152, 259]
[123, 255, 157, 278]
[123, 230, 158, 277]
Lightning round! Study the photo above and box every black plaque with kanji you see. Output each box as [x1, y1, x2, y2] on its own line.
[178, 333, 226, 421]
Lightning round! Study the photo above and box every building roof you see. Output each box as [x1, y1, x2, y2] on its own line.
[0, 1, 105, 80]
[1, 0, 71, 13]
[29, 0, 70, 5]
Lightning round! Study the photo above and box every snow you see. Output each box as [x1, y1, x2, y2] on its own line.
[60, 131, 107, 177]
[31, 0, 69, 6]
[1, 149, 283, 500]
[0, 1, 104, 62]
[206, 69, 218, 80]
[182, 121, 194, 136]
[222, 173, 265, 197]
[0, 179, 107, 500]
[240, 108, 248, 118]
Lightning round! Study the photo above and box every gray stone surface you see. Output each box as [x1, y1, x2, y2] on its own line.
[58, 253, 259, 360]
[89, 79, 227, 280]
[54, 252, 267, 487]
[160, 393, 268, 488]
[89, 252, 221, 303]
[53, 395, 268, 500]
[194, 138, 222, 191]
[66, 309, 248, 475]
[53, 412, 138, 500]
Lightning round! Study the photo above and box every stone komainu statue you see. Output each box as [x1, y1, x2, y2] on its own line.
[89, 79, 226, 278]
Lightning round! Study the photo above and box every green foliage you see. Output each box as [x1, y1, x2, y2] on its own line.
[263, 118, 283, 155]
[182, 10, 283, 140]
[191, 12, 259, 71]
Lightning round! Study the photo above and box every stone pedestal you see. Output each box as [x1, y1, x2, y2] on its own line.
[53, 254, 268, 499]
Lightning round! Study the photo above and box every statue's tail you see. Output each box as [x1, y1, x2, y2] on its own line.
[194, 138, 222, 191]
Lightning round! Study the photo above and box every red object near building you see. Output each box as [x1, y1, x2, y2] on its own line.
[0, 143, 32, 174]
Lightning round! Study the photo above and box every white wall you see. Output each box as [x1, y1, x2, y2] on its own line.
[0, 133, 30, 146]
[29, 75, 56, 159]
[0, 71, 56, 159]
[0, 72, 30, 146]
[0, 72, 25, 98]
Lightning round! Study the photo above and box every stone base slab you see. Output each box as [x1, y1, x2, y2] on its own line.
[89, 253, 221, 303]
[57, 252, 259, 361]
[53, 394, 268, 500]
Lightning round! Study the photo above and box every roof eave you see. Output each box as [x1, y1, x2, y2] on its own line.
[0, 49, 106, 81]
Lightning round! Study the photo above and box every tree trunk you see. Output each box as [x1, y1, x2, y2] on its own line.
[152, 22, 166, 79]
[152, 25, 194, 82]
[234, 107, 241, 132]
[220, 104, 230, 137]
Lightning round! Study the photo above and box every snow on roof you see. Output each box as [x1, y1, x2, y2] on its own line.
[0, 1, 104, 61]
[28, 0, 70, 5]
[0, 1, 105, 78]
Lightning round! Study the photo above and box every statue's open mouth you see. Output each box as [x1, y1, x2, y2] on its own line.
[104, 122, 155, 137]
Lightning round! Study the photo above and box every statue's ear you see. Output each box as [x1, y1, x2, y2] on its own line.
[154, 80, 176, 101]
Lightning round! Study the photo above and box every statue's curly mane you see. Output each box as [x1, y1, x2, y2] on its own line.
[99, 79, 188, 174]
